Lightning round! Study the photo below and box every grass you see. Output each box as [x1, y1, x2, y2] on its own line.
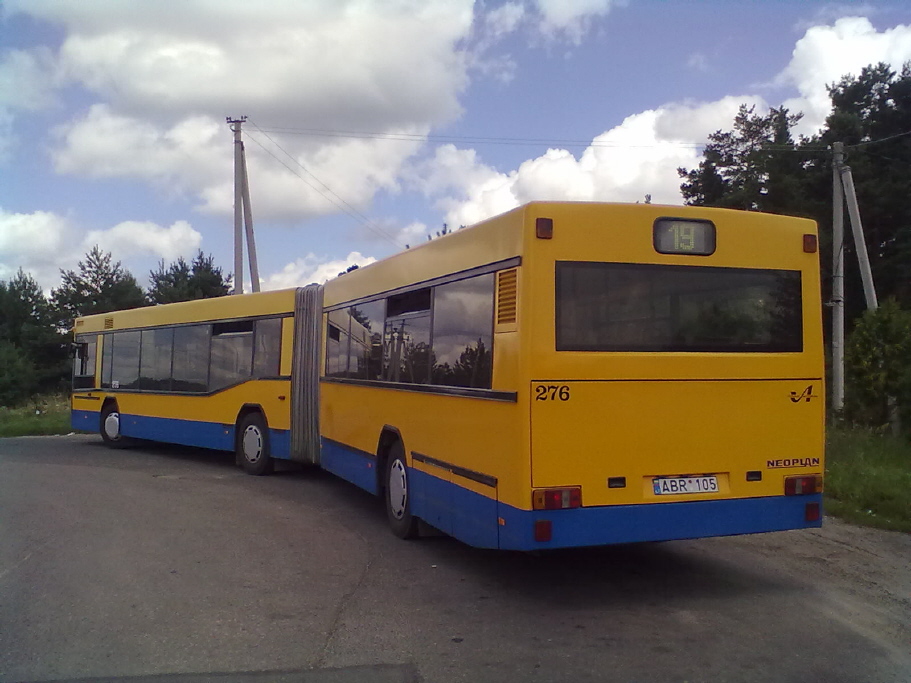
[825, 424, 911, 533]
[0, 394, 72, 438]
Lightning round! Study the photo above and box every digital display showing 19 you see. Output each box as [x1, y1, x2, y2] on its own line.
[653, 219, 715, 255]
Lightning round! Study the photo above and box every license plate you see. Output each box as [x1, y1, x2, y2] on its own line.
[653, 475, 718, 495]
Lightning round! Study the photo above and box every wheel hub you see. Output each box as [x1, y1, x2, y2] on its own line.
[388, 459, 408, 520]
[104, 412, 120, 440]
[242, 425, 263, 463]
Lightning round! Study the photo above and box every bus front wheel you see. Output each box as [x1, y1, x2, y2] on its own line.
[237, 412, 273, 476]
[385, 441, 419, 539]
[100, 402, 131, 449]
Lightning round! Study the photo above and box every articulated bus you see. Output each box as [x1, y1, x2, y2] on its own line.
[71, 202, 825, 550]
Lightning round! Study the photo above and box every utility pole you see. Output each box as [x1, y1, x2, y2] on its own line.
[831, 142, 845, 411]
[831, 141, 878, 412]
[227, 116, 261, 294]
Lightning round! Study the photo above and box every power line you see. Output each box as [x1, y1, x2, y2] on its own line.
[243, 124, 406, 249]
[845, 129, 911, 148]
[251, 125, 710, 150]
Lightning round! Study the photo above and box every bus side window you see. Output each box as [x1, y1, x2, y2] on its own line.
[326, 309, 350, 378]
[173, 325, 209, 392]
[253, 318, 282, 378]
[431, 273, 495, 389]
[73, 335, 97, 389]
[110, 330, 141, 390]
[349, 301, 384, 381]
[210, 321, 253, 391]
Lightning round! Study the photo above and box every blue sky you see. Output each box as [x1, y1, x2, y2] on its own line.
[2, 0, 911, 293]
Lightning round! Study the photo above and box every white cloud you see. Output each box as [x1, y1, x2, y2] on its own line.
[534, 0, 615, 43]
[262, 251, 377, 290]
[0, 207, 71, 288]
[0, 47, 59, 111]
[83, 220, 202, 261]
[486, 2, 526, 38]
[12, 0, 475, 221]
[397, 221, 431, 248]
[775, 17, 911, 135]
[416, 95, 765, 227]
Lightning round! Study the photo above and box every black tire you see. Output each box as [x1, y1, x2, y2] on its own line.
[99, 402, 131, 449]
[384, 440, 419, 539]
[237, 412, 273, 476]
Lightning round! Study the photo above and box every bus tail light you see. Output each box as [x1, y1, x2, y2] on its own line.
[784, 475, 822, 495]
[533, 487, 582, 510]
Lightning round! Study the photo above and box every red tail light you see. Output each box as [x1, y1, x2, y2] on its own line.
[532, 487, 582, 510]
[784, 475, 823, 495]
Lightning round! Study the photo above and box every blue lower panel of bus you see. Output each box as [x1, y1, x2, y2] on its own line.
[321, 438, 379, 495]
[73, 410, 292, 459]
[317, 441, 822, 550]
[410, 468, 500, 549]
[72, 409, 97, 432]
[496, 493, 823, 551]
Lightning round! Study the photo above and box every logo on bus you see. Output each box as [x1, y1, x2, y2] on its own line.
[789, 385, 817, 403]
[767, 457, 821, 469]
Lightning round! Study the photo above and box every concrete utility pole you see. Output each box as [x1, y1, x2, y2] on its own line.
[830, 141, 878, 411]
[831, 143, 846, 411]
[227, 116, 261, 294]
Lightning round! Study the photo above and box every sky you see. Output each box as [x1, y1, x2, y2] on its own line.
[2, 0, 911, 294]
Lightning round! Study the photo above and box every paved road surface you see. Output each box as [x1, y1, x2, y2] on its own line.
[1, 435, 908, 682]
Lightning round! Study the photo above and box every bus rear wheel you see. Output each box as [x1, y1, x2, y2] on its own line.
[100, 402, 131, 449]
[237, 412, 273, 476]
[385, 441, 419, 539]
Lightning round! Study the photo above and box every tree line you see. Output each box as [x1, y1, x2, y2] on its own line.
[0, 247, 230, 406]
[677, 62, 911, 431]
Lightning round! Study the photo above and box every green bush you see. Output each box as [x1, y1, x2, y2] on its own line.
[843, 299, 911, 433]
[0, 340, 38, 407]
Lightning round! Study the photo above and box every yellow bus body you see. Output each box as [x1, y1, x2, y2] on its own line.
[72, 202, 825, 550]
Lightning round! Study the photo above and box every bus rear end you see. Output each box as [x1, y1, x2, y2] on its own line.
[505, 203, 824, 550]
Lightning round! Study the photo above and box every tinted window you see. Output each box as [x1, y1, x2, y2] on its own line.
[384, 314, 431, 384]
[172, 325, 209, 392]
[140, 328, 174, 391]
[349, 300, 384, 380]
[431, 274, 494, 388]
[253, 318, 282, 378]
[326, 309, 350, 378]
[387, 288, 430, 317]
[556, 262, 802, 352]
[110, 331, 141, 389]
[101, 334, 113, 388]
[73, 334, 97, 390]
[210, 327, 253, 391]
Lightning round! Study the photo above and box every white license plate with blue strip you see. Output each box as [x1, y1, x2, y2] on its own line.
[653, 476, 718, 495]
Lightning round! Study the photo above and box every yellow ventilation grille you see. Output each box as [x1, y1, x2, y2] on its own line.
[496, 269, 518, 325]
[103, 317, 114, 330]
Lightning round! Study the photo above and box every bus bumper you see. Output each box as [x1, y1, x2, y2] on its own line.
[496, 494, 823, 551]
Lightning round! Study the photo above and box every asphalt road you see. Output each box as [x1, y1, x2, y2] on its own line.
[1, 435, 908, 683]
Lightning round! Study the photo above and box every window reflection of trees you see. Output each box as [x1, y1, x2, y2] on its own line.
[431, 275, 494, 388]
[326, 272, 495, 390]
